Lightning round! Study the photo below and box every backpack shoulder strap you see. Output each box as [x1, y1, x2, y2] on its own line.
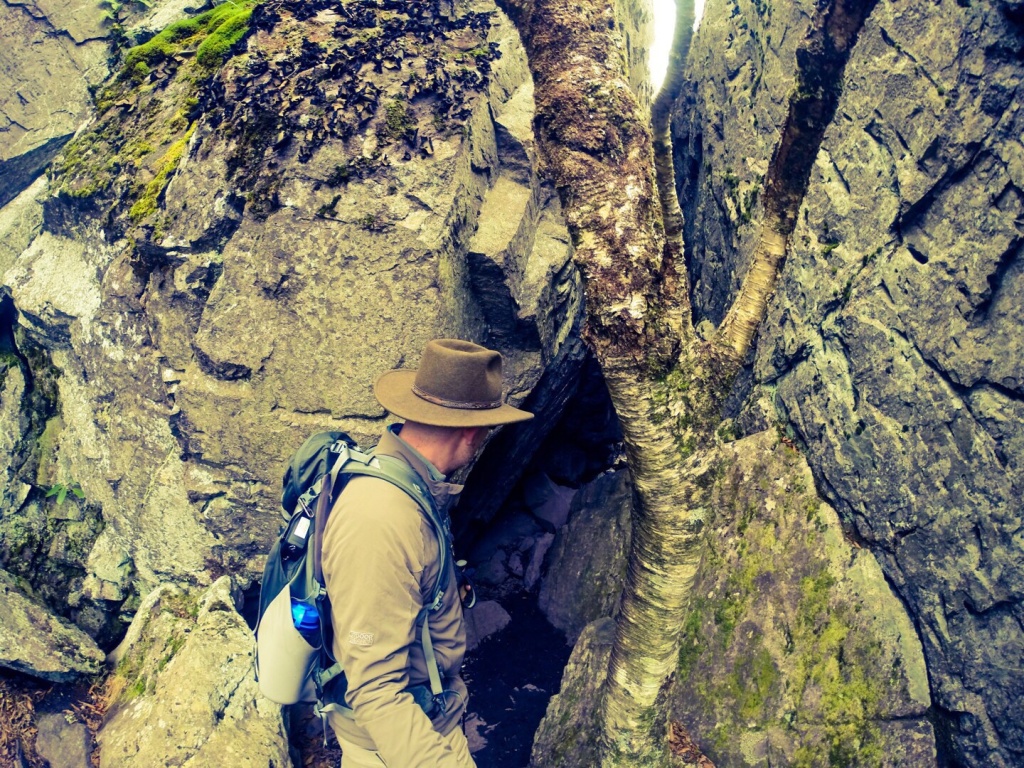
[337, 455, 452, 608]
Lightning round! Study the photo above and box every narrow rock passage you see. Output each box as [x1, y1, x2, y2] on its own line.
[462, 593, 571, 767]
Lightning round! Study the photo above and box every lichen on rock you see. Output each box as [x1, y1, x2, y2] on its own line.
[98, 576, 290, 767]
[0, 568, 105, 682]
[668, 430, 935, 766]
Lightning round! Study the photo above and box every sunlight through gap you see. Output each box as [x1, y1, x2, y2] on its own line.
[650, 0, 706, 93]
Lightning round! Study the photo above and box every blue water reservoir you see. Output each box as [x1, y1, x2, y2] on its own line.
[290, 599, 320, 637]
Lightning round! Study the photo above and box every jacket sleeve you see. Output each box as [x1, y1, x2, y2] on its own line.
[322, 479, 462, 767]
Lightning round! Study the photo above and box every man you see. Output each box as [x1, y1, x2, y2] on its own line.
[322, 339, 533, 767]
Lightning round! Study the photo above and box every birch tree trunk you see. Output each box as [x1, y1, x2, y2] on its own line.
[498, 0, 879, 763]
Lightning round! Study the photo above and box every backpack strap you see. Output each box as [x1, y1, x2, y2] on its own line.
[337, 454, 453, 607]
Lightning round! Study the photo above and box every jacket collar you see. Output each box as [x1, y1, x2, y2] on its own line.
[376, 425, 464, 512]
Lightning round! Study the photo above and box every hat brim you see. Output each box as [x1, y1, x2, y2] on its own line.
[375, 370, 534, 427]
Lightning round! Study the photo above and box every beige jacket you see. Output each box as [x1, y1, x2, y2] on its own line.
[322, 427, 469, 767]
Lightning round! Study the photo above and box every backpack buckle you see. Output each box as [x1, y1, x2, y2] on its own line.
[430, 591, 444, 612]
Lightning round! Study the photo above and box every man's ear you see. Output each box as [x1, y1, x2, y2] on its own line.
[462, 426, 487, 447]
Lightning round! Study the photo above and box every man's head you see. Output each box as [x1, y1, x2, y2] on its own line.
[374, 339, 533, 472]
[395, 421, 489, 474]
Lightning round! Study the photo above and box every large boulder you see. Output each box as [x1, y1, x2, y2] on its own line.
[668, 431, 935, 766]
[0, 569, 104, 682]
[1, 0, 582, 620]
[98, 576, 290, 768]
[532, 432, 935, 766]
[538, 470, 632, 643]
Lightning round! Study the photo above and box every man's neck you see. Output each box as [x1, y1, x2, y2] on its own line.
[390, 423, 449, 478]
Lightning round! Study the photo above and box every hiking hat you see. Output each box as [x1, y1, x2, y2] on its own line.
[374, 339, 534, 427]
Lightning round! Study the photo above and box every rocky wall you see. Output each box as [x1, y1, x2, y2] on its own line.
[678, 0, 1024, 764]
[0, 0, 581, 654]
[673, 0, 813, 327]
[97, 577, 290, 767]
[669, 432, 935, 766]
[0, 0, 205, 209]
[0, 0, 106, 208]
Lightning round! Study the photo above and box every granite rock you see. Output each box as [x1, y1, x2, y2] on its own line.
[538, 470, 632, 642]
[679, 1, 1024, 763]
[0, 569, 105, 682]
[668, 431, 934, 766]
[1, 0, 582, 616]
[98, 576, 290, 768]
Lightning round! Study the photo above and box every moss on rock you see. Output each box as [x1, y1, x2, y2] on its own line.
[50, 0, 257, 224]
[128, 125, 195, 222]
[668, 431, 935, 766]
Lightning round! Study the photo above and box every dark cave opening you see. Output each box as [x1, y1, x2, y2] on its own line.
[0, 293, 17, 356]
[453, 354, 623, 767]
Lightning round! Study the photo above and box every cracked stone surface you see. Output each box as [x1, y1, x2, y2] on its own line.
[0, 0, 107, 207]
[97, 577, 291, 768]
[679, 0, 1024, 764]
[0, 0, 213, 208]
[0, 568, 105, 682]
[2, 0, 582, 611]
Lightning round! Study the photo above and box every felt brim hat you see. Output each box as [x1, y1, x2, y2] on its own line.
[375, 339, 534, 428]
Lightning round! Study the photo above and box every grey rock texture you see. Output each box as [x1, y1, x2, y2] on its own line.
[0, 177, 45, 275]
[668, 431, 935, 766]
[0, 0, 106, 207]
[674, 0, 813, 326]
[538, 470, 632, 643]
[615, 0, 655, 115]
[0, 358, 31, 511]
[2, 0, 581, 625]
[0, 568, 105, 681]
[529, 617, 613, 768]
[98, 576, 290, 768]
[0, 0, 211, 208]
[35, 712, 93, 768]
[677, 0, 1024, 764]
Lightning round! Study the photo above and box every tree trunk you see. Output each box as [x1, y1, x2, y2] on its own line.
[499, 0, 879, 763]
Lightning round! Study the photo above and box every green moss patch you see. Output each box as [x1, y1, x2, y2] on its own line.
[669, 431, 929, 766]
[118, 0, 256, 86]
[107, 588, 197, 708]
[51, 1, 256, 220]
[129, 125, 195, 221]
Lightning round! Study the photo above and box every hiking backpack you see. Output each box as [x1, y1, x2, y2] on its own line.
[254, 431, 455, 721]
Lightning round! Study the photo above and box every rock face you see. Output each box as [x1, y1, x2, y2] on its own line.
[676, 0, 1024, 764]
[0, 0, 105, 208]
[0, 568, 105, 682]
[1, 0, 581, 638]
[35, 711, 93, 768]
[529, 618, 613, 768]
[537, 470, 632, 643]
[669, 432, 935, 766]
[530, 433, 937, 766]
[97, 576, 290, 768]
[0, 0, 197, 208]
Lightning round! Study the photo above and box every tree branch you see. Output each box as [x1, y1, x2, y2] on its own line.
[651, 0, 698, 353]
[717, 0, 879, 359]
[499, 0, 677, 366]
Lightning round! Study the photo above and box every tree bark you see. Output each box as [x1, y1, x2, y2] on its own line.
[500, 0, 879, 763]
[650, 0, 696, 346]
